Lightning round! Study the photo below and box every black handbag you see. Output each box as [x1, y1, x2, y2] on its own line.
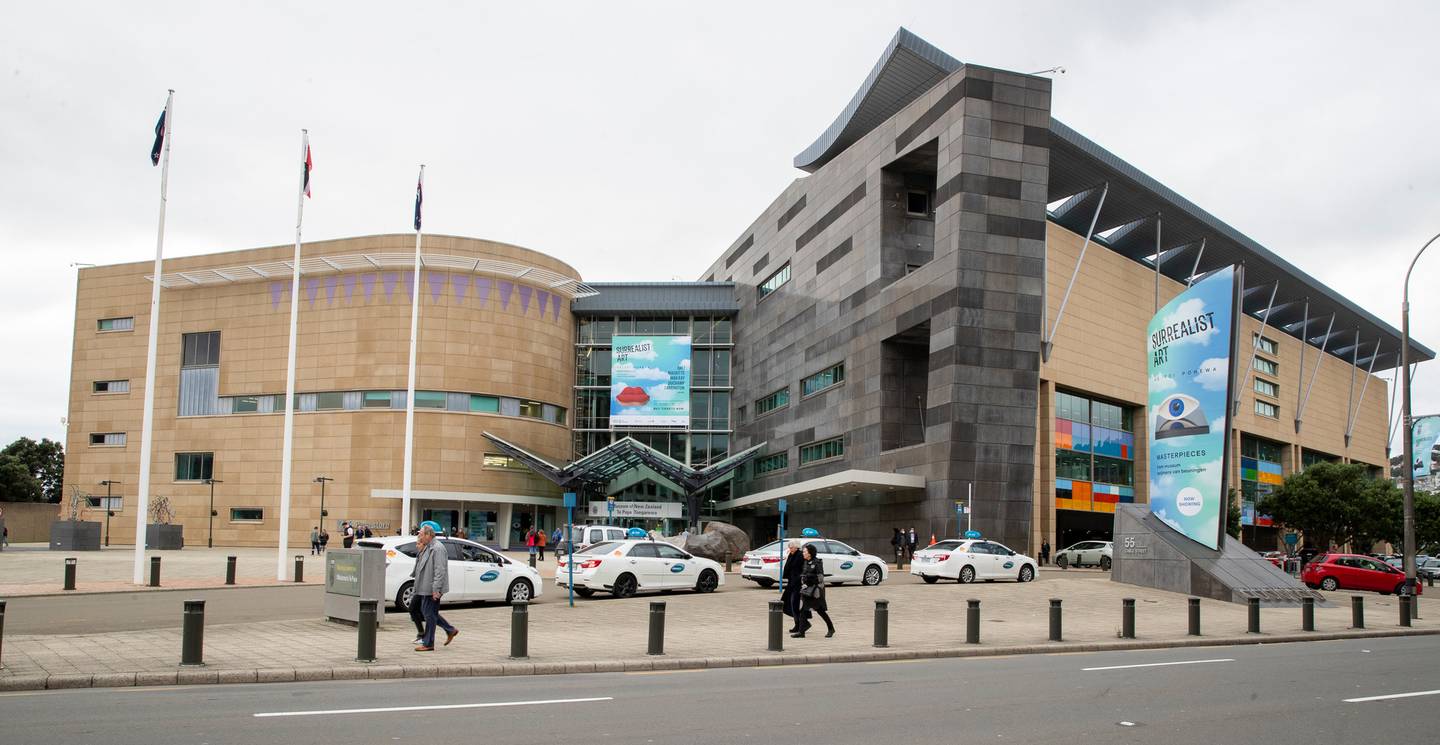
[801, 583, 820, 599]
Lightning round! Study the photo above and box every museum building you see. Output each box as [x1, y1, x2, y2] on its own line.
[63, 29, 1431, 555]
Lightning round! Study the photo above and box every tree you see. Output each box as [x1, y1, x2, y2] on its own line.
[0, 437, 65, 502]
[1263, 461, 1396, 550]
[1225, 488, 1242, 540]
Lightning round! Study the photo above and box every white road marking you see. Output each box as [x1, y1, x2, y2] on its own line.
[1082, 658, 1234, 672]
[1344, 690, 1440, 703]
[254, 696, 613, 718]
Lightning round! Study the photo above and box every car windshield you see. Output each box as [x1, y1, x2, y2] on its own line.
[753, 540, 782, 555]
[576, 541, 620, 556]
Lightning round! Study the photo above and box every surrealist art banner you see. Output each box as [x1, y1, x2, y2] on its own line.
[610, 335, 691, 427]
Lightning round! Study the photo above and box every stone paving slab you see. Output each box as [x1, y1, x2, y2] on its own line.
[1, 570, 1434, 690]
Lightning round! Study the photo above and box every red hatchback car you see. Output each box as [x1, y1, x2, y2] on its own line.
[1302, 553, 1423, 596]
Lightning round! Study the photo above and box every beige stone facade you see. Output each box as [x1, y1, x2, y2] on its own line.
[64, 235, 577, 549]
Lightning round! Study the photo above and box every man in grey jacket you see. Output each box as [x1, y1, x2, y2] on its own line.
[413, 524, 458, 651]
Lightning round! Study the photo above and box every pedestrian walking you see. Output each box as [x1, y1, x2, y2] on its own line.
[342, 522, 355, 549]
[891, 528, 904, 568]
[310, 527, 320, 556]
[363, 525, 373, 539]
[907, 527, 918, 561]
[779, 539, 805, 631]
[537, 527, 547, 561]
[526, 528, 537, 558]
[1040, 540, 1051, 566]
[792, 543, 834, 638]
[319, 529, 329, 553]
[413, 523, 458, 652]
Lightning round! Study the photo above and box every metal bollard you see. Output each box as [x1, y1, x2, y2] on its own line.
[510, 601, 529, 659]
[648, 601, 666, 655]
[1122, 598, 1136, 639]
[150, 556, 161, 588]
[0, 599, 6, 669]
[767, 600, 784, 652]
[225, 556, 236, 585]
[1351, 595, 1365, 629]
[1428, 575, 1434, 588]
[356, 599, 378, 662]
[1049, 598, 1063, 642]
[63, 558, 77, 591]
[725, 553, 733, 573]
[966, 598, 980, 644]
[294, 555, 304, 583]
[529, 552, 537, 569]
[1399, 595, 1412, 627]
[873, 599, 889, 648]
[1247, 597, 1260, 633]
[1188, 597, 1201, 636]
[1302, 596, 1315, 632]
[1411, 591, 1420, 620]
[180, 599, 205, 666]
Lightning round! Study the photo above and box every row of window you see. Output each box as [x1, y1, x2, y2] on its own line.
[575, 347, 732, 387]
[201, 390, 567, 424]
[97, 317, 134, 332]
[758, 263, 791, 301]
[750, 436, 846, 477]
[1056, 450, 1135, 487]
[753, 362, 847, 420]
[575, 316, 733, 345]
[1055, 391, 1131, 432]
[755, 387, 789, 416]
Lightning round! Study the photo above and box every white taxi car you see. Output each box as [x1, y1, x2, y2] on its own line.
[358, 535, 544, 609]
[1054, 540, 1113, 570]
[740, 538, 889, 588]
[910, 539, 1038, 584]
[555, 539, 724, 598]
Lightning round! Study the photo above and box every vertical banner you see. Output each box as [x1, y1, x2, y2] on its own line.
[1146, 265, 1239, 550]
[610, 335, 691, 426]
[1413, 415, 1440, 477]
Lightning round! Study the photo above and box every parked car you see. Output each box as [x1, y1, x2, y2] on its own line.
[739, 538, 889, 588]
[1301, 553, 1423, 596]
[909, 539, 1038, 584]
[1054, 540, 1114, 570]
[1260, 551, 1286, 569]
[359, 535, 544, 609]
[1418, 557, 1440, 581]
[556, 524, 631, 554]
[556, 539, 723, 598]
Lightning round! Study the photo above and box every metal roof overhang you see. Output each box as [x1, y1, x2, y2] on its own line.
[1046, 119, 1432, 371]
[481, 432, 764, 495]
[715, 470, 927, 511]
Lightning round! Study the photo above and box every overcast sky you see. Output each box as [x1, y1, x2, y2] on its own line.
[2, 1, 1437, 457]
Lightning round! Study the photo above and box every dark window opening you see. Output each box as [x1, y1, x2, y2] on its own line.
[881, 140, 937, 286]
[881, 321, 930, 451]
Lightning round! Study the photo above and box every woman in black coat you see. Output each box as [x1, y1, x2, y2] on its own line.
[793, 543, 835, 638]
[779, 539, 805, 632]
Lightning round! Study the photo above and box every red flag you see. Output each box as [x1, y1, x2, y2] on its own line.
[303, 142, 313, 198]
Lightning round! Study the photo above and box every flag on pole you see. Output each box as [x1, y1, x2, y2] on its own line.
[413, 173, 423, 231]
[303, 139, 313, 198]
[150, 107, 167, 166]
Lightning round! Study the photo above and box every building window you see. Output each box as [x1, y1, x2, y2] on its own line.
[1253, 357, 1279, 377]
[93, 380, 130, 394]
[85, 496, 123, 511]
[315, 391, 345, 410]
[799, 437, 844, 465]
[755, 387, 790, 416]
[1054, 389, 1138, 512]
[174, 452, 214, 481]
[1254, 399, 1279, 418]
[1254, 334, 1278, 355]
[181, 331, 221, 367]
[758, 263, 791, 301]
[415, 391, 446, 409]
[229, 507, 264, 522]
[1240, 434, 1284, 527]
[90, 432, 126, 447]
[1056, 450, 1092, 481]
[906, 190, 930, 216]
[1092, 456, 1134, 487]
[753, 452, 789, 475]
[363, 391, 392, 408]
[466, 394, 497, 413]
[1254, 378, 1279, 398]
[519, 400, 543, 419]
[482, 453, 529, 471]
[801, 363, 845, 397]
[97, 317, 134, 332]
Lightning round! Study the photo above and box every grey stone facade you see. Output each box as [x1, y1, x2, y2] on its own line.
[702, 64, 1053, 556]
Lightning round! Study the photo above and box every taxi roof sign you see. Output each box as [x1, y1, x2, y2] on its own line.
[964, 530, 982, 539]
[626, 527, 647, 539]
[800, 528, 820, 538]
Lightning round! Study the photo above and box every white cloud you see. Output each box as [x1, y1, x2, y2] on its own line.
[1149, 375, 1178, 392]
[1158, 298, 1218, 349]
[622, 367, 670, 382]
[1194, 357, 1231, 392]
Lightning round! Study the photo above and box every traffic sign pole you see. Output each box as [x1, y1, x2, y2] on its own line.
[777, 499, 788, 602]
[563, 492, 576, 608]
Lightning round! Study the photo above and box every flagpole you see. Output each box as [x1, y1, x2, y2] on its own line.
[401, 165, 424, 533]
[277, 129, 308, 580]
[134, 90, 173, 585]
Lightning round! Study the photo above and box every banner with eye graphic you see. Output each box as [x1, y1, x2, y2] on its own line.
[1146, 266, 1240, 550]
[610, 335, 692, 427]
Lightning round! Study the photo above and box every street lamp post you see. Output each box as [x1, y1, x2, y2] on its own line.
[1400, 231, 1440, 598]
[99, 480, 118, 547]
[314, 476, 332, 535]
[204, 478, 223, 549]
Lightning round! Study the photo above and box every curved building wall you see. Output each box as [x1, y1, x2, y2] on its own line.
[65, 234, 578, 548]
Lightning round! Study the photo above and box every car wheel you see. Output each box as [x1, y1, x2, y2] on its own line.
[922, 575, 939, 584]
[506, 578, 533, 605]
[863, 565, 883, 586]
[755, 579, 775, 589]
[612, 573, 638, 598]
[1320, 577, 1339, 592]
[1100, 556, 1112, 571]
[1019, 565, 1035, 583]
[1396, 582, 1410, 596]
[575, 587, 595, 598]
[397, 581, 414, 610]
[1056, 555, 1069, 569]
[959, 565, 976, 584]
[696, 569, 719, 593]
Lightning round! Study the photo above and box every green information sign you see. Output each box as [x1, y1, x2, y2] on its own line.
[326, 552, 362, 597]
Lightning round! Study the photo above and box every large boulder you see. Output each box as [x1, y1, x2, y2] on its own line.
[654, 521, 750, 562]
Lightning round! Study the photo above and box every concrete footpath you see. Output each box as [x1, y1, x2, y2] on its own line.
[2, 568, 1435, 691]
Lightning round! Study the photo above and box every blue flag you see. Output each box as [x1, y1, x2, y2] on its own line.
[150, 108, 166, 166]
[413, 176, 423, 231]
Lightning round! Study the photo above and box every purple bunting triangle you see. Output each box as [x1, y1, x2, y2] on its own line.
[382, 272, 398, 301]
[518, 284, 533, 314]
[452, 274, 469, 302]
[363, 273, 377, 303]
[402, 271, 414, 300]
[305, 278, 320, 307]
[427, 272, 445, 302]
[475, 277, 491, 306]
[552, 294, 561, 321]
[537, 290, 550, 318]
[497, 280, 513, 310]
[324, 275, 339, 305]
[270, 282, 284, 310]
[343, 274, 358, 303]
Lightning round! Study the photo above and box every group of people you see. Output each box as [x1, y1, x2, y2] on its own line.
[779, 539, 836, 639]
[890, 527, 919, 564]
[524, 527, 549, 560]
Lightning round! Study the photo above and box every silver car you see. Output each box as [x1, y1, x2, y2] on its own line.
[1054, 540, 1113, 570]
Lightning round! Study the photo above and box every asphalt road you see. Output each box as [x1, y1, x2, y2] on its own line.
[2, 636, 1437, 744]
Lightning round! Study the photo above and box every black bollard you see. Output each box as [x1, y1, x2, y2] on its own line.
[1351, 595, 1365, 629]
[529, 552, 537, 569]
[1188, 597, 1201, 636]
[63, 558, 77, 591]
[510, 601, 529, 659]
[1302, 596, 1315, 632]
[873, 599, 889, 648]
[648, 601, 666, 656]
[0, 599, 6, 669]
[1049, 598, 1063, 642]
[725, 553, 733, 574]
[1428, 575, 1434, 589]
[1247, 597, 1260, 634]
[1411, 591, 1420, 620]
[149, 556, 161, 588]
[966, 598, 980, 644]
[767, 600, 784, 652]
[1400, 595, 1412, 627]
[1122, 598, 1136, 639]
[294, 555, 304, 583]
[356, 599, 377, 662]
[180, 599, 205, 666]
[225, 556, 236, 586]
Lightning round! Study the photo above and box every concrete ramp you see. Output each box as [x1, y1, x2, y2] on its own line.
[1111, 504, 1322, 606]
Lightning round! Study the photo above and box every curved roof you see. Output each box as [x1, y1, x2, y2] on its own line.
[792, 27, 960, 172]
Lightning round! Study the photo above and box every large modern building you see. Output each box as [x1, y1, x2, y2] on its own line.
[64, 29, 1431, 557]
